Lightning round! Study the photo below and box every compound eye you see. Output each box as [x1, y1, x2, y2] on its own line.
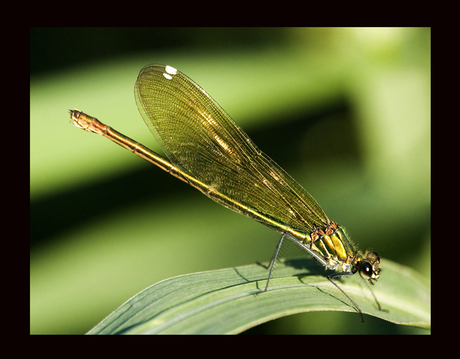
[359, 262, 373, 278]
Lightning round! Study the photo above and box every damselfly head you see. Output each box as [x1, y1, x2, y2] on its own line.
[358, 251, 381, 285]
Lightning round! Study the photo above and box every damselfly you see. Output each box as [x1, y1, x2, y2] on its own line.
[70, 64, 382, 320]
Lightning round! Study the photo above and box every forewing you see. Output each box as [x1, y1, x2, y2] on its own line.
[134, 64, 328, 234]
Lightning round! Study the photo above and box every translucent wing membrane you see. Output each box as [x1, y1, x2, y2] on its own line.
[134, 64, 328, 237]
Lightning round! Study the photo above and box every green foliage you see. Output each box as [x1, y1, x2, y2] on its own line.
[88, 257, 430, 334]
[31, 28, 430, 334]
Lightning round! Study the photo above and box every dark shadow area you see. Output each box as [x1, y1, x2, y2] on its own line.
[31, 28, 292, 77]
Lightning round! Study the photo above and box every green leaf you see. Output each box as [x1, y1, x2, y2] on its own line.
[87, 257, 430, 334]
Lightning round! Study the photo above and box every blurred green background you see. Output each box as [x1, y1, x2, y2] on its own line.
[30, 27, 430, 334]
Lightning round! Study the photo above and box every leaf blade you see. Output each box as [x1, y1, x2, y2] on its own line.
[87, 257, 430, 334]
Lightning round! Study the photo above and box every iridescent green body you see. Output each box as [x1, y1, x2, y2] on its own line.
[308, 223, 356, 271]
[70, 63, 382, 320]
[300, 221, 380, 285]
